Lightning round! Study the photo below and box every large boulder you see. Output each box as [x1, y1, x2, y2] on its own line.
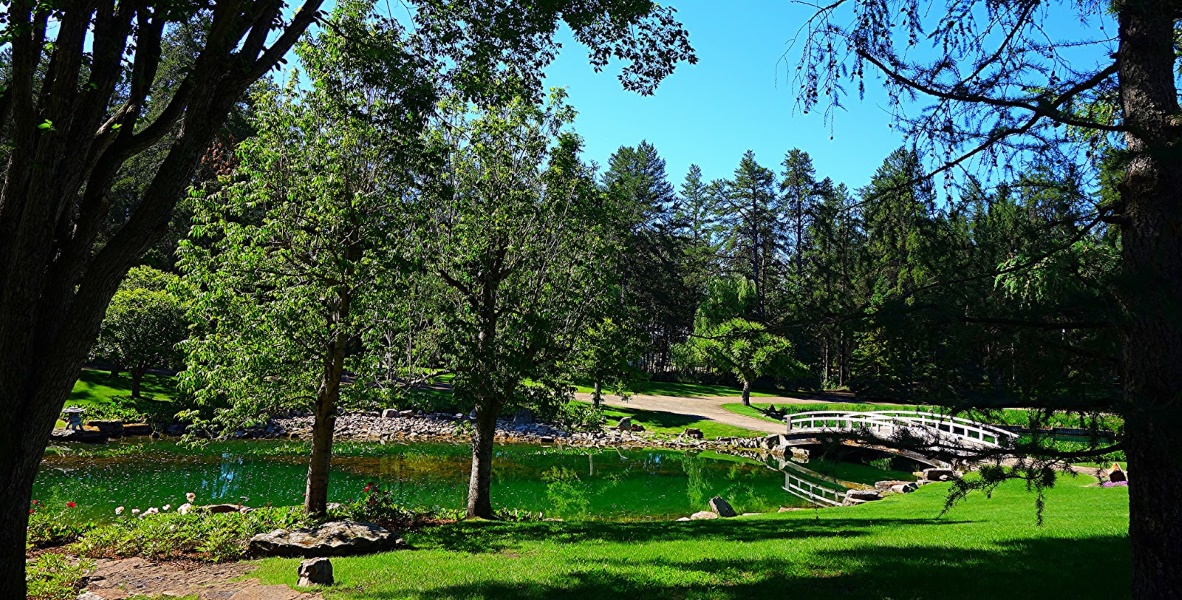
[381, 408, 398, 419]
[297, 557, 334, 587]
[683, 428, 703, 440]
[689, 511, 718, 520]
[708, 496, 736, 517]
[249, 521, 398, 558]
[920, 468, 958, 482]
[616, 417, 632, 431]
[843, 489, 883, 505]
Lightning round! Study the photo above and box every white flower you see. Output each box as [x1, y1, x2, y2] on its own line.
[177, 503, 192, 515]
[131, 508, 141, 515]
[114, 506, 124, 515]
[140, 507, 159, 518]
[186, 492, 196, 503]
[162, 504, 171, 511]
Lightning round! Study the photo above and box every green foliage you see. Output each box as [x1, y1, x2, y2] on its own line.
[413, 90, 618, 417]
[73, 507, 311, 562]
[332, 482, 438, 531]
[549, 401, 607, 433]
[179, 3, 433, 432]
[27, 501, 95, 549]
[541, 466, 592, 520]
[26, 553, 92, 600]
[91, 266, 188, 396]
[674, 277, 804, 395]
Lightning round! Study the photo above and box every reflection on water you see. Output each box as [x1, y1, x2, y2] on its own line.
[36, 440, 809, 522]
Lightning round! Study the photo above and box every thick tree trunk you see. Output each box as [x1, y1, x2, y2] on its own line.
[467, 402, 498, 518]
[593, 381, 602, 408]
[1118, 1, 1182, 596]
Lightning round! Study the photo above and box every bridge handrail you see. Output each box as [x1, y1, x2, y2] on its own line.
[784, 410, 1018, 447]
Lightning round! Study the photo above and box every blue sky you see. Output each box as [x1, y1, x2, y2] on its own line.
[539, 1, 1117, 194]
[541, 1, 906, 191]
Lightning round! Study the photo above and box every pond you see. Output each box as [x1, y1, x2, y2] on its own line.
[34, 440, 914, 522]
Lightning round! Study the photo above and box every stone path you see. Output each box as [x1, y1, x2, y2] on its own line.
[80, 557, 320, 600]
[574, 392, 824, 435]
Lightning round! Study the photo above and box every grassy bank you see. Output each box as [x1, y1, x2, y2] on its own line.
[600, 405, 764, 439]
[252, 476, 1129, 599]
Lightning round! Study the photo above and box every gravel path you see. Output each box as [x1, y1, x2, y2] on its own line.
[574, 392, 822, 435]
[79, 557, 321, 600]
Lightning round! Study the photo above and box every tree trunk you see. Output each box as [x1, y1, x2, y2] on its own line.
[467, 401, 498, 518]
[741, 379, 751, 406]
[305, 304, 350, 516]
[130, 367, 146, 399]
[593, 381, 602, 408]
[1118, 1, 1182, 596]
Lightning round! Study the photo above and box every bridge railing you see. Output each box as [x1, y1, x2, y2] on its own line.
[783, 472, 845, 507]
[785, 410, 1019, 448]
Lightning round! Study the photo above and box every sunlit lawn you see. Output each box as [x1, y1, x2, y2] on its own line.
[253, 476, 1130, 599]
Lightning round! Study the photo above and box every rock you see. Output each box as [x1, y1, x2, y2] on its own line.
[87, 421, 125, 437]
[874, 480, 911, 492]
[683, 428, 703, 439]
[122, 423, 152, 436]
[630, 424, 645, 432]
[78, 592, 107, 600]
[920, 468, 957, 482]
[778, 506, 802, 512]
[398, 409, 415, 418]
[539, 436, 555, 444]
[249, 521, 397, 558]
[50, 428, 108, 444]
[297, 557, 333, 587]
[843, 489, 883, 505]
[676, 517, 691, 522]
[708, 496, 736, 517]
[381, 409, 398, 419]
[202, 503, 245, 514]
[513, 409, 534, 425]
[890, 483, 918, 494]
[689, 511, 718, 520]
[616, 417, 632, 431]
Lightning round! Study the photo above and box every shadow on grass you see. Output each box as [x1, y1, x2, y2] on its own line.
[602, 406, 718, 429]
[417, 517, 973, 555]
[368, 535, 1129, 599]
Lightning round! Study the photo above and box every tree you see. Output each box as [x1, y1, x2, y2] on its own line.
[674, 276, 802, 405]
[602, 141, 698, 371]
[791, 0, 1180, 594]
[779, 148, 820, 287]
[180, 4, 433, 515]
[0, 1, 693, 591]
[717, 151, 784, 320]
[92, 266, 187, 398]
[416, 92, 617, 518]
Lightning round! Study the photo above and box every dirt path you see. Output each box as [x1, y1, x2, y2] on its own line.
[80, 557, 320, 600]
[574, 392, 821, 435]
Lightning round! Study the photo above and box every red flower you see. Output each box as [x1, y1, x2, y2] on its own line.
[28, 509, 34, 515]
[30, 500, 39, 505]
[66, 502, 76, 508]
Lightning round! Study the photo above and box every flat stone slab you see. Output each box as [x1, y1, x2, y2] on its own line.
[50, 428, 108, 443]
[249, 521, 398, 558]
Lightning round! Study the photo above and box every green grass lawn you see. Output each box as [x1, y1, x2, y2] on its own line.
[598, 405, 765, 439]
[57, 368, 177, 425]
[253, 476, 1130, 599]
[576, 381, 791, 398]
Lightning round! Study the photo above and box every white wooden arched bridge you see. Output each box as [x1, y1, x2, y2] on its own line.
[785, 410, 1019, 450]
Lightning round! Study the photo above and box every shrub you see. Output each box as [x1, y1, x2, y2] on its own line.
[73, 506, 311, 562]
[550, 401, 605, 432]
[332, 482, 443, 530]
[27, 501, 95, 549]
[26, 553, 92, 600]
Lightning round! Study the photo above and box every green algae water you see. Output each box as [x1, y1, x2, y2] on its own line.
[34, 440, 839, 522]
